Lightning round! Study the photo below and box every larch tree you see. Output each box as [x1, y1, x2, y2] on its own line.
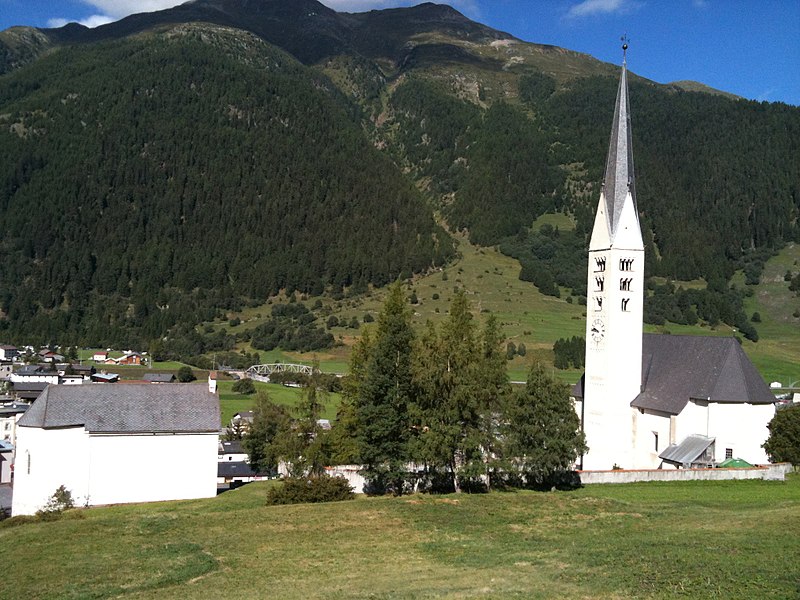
[412, 289, 485, 493]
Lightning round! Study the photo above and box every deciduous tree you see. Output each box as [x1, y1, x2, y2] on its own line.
[503, 363, 586, 487]
[763, 405, 800, 465]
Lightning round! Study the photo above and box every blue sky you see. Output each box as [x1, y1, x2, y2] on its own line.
[1, 0, 797, 105]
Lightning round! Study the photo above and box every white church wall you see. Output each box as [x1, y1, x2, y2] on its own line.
[707, 402, 773, 464]
[632, 409, 673, 469]
[677, 400, 773, 464]
[12, 426, 90, 516]
[86, 432, 218, 506]
[12, 428, 218, 516]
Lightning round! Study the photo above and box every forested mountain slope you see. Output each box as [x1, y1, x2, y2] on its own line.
[0, 0, 798, 350]
[0, 25, 451, 345]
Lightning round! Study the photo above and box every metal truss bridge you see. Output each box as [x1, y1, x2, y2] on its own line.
[245, 363, 318, 383]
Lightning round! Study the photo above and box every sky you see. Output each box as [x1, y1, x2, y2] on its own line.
[0, 0, 797, 105]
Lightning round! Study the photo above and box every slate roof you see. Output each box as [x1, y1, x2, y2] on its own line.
[18, 383, 220, 433]
[573, 334, 776, 415]
[602, 58, 637, 238]
[13, 382, 49, 401]
[144, 373, 176, 383]
[219, 440, 244, 454]
[218, 461, 257, 478]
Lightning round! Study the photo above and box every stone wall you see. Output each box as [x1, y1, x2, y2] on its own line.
[578, 463, 793, 485]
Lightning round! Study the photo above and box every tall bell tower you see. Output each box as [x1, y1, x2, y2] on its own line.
[581, 43, 645, 470]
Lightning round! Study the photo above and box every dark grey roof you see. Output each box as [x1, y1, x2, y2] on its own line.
[602, 59, 637, 238]
[12, 382, 49, 392]
[218, 461, 257, 478]
[219, 440, 244, 454]
[15, 365, 55, 376]
[574, 334, 775, 415]
[659, 434, 715, 466]
[0, 403, 29, 416]
[19, 383, 220, 433]
[632, 334, 775, 414]
[144, 373, 176, 383]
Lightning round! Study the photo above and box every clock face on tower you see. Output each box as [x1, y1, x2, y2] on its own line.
[590, 317, 606, 344]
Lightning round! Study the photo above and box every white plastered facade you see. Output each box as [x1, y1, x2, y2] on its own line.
[12, 426, 218, 516]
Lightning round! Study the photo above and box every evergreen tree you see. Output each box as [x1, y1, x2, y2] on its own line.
[472, 314, 511, 490]
[503, 363, 587, 487]
[354, 283, 416, 494]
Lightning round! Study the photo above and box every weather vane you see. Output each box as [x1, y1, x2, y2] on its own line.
[621, 34, 629, 61]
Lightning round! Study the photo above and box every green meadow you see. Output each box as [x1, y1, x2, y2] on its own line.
[1, 476, 798, 599]
[225, 232, 800, 387]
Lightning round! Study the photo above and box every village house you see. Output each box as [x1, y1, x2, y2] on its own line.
[37, 349, 64, 363]
[0, 345, 18, 362]
[0, 401, 29, 446]
[11, 378, 220, 516]
[92, 351, 108, 362]
[10, 365, 59, 385]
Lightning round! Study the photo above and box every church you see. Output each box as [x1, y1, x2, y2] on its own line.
[572, 47, 777, 471]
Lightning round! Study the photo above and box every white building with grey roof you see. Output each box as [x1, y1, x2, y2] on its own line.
[11, 381, 220, 516]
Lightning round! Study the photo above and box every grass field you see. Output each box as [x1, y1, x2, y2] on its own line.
[217, 380, 341, 425]
[1, 476, 798, 599]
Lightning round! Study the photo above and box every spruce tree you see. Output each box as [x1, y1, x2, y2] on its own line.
[354, 283, 416, 494]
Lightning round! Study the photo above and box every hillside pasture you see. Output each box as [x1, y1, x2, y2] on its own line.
[1, 476, 797, 599]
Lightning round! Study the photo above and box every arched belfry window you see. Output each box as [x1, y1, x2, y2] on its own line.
[594, 257, 606, 272]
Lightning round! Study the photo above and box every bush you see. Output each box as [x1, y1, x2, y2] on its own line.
[265, 476, 355, 505]
[231, 378, 256, 395]
[35, 485, 75, 520]
[177, 366, 196, 382]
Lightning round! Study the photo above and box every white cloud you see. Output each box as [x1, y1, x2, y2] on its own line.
[79, 1, 185, 20]
[47, 0, 482, 30]
[566, 0, 640, 19]
[47, 1, 183, 29]
[47, 14, 114, 28]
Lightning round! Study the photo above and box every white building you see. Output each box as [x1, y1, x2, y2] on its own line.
[11, 381, 220, 516]
[572, 48, 776, 470]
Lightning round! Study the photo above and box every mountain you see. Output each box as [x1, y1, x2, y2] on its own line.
[0, 0, 798, 350]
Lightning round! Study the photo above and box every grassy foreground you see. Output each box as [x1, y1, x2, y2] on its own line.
[2, 476, 798, 599]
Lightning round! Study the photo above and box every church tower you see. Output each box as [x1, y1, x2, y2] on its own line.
[581, 45, 644, 470]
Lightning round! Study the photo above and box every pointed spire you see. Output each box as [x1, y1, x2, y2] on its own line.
[602, 42, 637, 238]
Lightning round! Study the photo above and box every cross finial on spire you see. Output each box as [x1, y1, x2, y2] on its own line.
[621, 34, 629, 64]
